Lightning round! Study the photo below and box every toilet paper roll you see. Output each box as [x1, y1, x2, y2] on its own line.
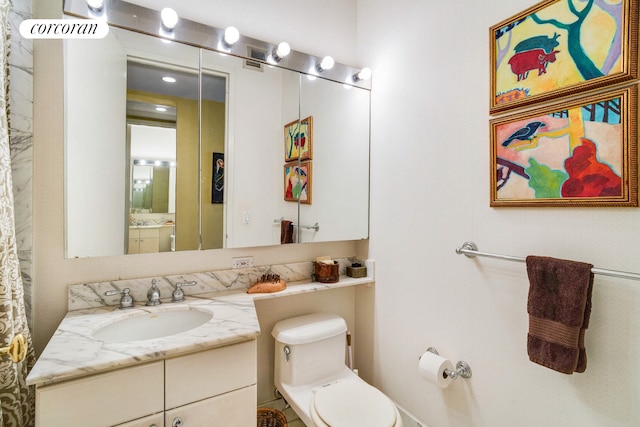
[418, 351, 454, 388]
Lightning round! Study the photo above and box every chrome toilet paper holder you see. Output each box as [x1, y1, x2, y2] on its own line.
[426, 347, 472, 380]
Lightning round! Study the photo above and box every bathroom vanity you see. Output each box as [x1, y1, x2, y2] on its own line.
[28, 260, 374, 426]
[35, 341, 256, 427]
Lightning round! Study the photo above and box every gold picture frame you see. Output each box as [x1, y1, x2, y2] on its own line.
[490, 0, 638, 114]
[490, 85, 637, 207]
[284, 161, 312, 204]
[283, 116, 313, 162]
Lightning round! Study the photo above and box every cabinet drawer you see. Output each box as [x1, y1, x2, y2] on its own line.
[165, 385, 256, 427]
[36, 361, 164, 427]
[114, 412, 164, 427]
[139, 228, 159, 238]
[165, 340, 256, 409]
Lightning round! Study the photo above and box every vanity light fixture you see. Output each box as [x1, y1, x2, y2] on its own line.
[223, 26, 240, 47]
[86, 0, 104, 12]
[272, 42, 291, 63]
[162, 76, 176, 83]
[353, 67, 372, 82]
[134, 159, 175, 167]
[317, 56, 335, 72]
[160, 7, 179, 32]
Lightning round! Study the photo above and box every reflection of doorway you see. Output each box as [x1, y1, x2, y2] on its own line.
[126, 59, 227, 251]
[126, 122, 177, 254]
[129, 124, 177, 214]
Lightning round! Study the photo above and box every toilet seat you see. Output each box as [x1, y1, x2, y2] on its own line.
[310, 380, 398, 427]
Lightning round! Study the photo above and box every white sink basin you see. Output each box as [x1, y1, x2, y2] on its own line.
[92, 307, 213, 342]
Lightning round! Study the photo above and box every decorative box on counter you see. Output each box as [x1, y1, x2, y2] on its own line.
[314, 260, 339, 283]
[346, 263, 367, 278]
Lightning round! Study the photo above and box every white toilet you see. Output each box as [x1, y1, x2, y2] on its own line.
[272, 313, 403, 427]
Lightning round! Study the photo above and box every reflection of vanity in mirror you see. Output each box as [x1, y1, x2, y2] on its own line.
[64, 0, 371, 258]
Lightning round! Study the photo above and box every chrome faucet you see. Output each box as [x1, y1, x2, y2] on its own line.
[171, 281, 197, 302]
[146, 279, 162, 306]
[104, 288, 134, 309]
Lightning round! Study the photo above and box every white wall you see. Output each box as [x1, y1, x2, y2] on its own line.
[358, 0, 640, 426]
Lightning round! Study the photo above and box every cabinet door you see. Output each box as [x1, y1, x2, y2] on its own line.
[128, 238, 140, 254]
[115, 412, 164, 427]
[138, 237, 159, 253]
[165, 385, 255, 427]
[138, 228, 159, 253]
[165, 340, 256, 409]
[35, 361, 164, 427]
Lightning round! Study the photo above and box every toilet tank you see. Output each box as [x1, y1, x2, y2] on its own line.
[272, 313, 347, 387]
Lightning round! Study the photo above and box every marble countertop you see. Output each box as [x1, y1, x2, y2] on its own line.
[27, 275, 373, 387]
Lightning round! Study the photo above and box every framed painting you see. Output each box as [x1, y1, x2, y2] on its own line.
[284, 116, 313, 162]
[490, 0, 638, 114]
[490, 85, 637, 207]
[284, 161, 312, 204]
[211, 152, 224, 204]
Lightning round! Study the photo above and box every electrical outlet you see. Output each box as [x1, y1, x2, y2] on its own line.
[232, 256, 254, 269]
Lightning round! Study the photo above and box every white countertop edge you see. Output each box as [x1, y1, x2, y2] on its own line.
[28, 275, 373, 387]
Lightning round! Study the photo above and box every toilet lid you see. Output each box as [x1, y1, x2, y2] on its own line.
[312, 380, 397, 427]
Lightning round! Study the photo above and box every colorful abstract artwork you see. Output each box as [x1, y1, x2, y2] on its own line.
[490, 0, 638, 113]
[284, 161, 312, 204]
[490, 86, 637, 206]
[284, 116, 313, 162]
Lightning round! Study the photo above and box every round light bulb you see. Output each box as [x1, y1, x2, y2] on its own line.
[86, 0, 104, 11]
[276, 42, 291, 59]
[357, 67, 372, 81]
[319, 56, 334, 71]
[161, 8, 179, 30]
[224, 26, 240, 45]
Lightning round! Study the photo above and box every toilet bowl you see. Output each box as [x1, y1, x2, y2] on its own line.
[272, 313, 403, 427]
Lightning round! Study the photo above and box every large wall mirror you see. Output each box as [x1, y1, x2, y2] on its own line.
[63, 0, 370, 258]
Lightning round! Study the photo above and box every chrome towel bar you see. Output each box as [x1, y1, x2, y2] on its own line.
[274, 217, 320, 232]
[455, 241, 640, 282]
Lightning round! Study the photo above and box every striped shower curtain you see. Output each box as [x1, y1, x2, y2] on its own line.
[0, 0, 36, 425]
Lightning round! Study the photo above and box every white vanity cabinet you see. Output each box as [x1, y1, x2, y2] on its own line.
[128, 227, 160, 254]
[164, 340, 257, 426]
[35, 361, 164, 427]
[35, 340, 257, 427]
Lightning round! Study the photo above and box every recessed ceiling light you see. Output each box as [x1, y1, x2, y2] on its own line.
[162, 76, 176, 83]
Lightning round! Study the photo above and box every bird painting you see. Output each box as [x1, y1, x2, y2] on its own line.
[501, 121, 546, 147]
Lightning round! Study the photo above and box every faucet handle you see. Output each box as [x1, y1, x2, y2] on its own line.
[172, 281, 197, 302]
[104, 288, 134, 309]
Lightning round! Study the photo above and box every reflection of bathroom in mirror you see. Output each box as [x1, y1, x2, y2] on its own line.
[64, 0, 371, 258]
[124, 57, 227, 253]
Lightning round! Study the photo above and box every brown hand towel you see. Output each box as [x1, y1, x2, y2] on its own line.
[525, 256, 594, 374]
[280, 220, 294, 244]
